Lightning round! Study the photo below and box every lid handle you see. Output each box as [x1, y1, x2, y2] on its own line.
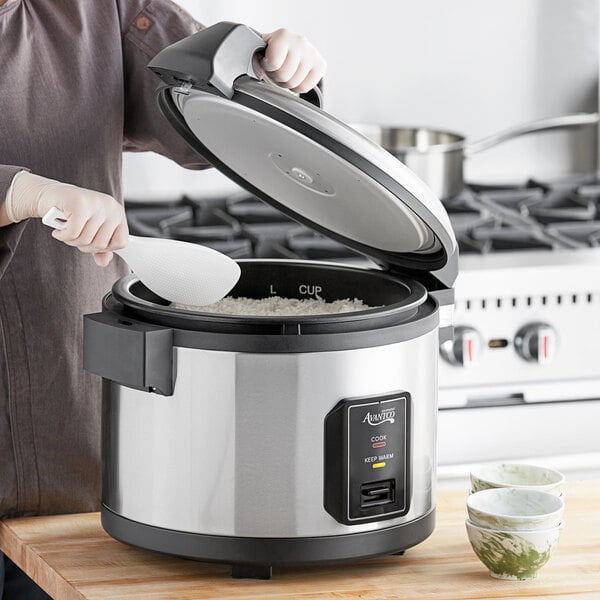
[149, 22, 263, 98]
[148, 22, 323, 107]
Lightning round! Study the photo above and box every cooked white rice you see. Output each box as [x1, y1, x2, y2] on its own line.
[172, 296, 374, 316]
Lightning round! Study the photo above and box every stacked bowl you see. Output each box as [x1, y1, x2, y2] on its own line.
[465, 463, 565, 580]
[470, 463, 565, 496]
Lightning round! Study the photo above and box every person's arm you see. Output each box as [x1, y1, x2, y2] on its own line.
[0, 170, 128, 267]
[118, 0, 209, 168]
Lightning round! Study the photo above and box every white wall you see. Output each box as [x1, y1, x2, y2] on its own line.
[123, 0, 599, 199]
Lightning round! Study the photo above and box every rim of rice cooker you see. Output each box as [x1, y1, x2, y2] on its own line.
[109, 260, 432, 334]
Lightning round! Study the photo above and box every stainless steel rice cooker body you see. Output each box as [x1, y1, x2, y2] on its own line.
[83, 22, 458, 574]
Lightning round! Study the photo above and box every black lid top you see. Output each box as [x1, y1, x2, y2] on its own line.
[149, 23, 458, 288]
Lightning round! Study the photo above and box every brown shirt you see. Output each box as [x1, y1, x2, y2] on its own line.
[0, 0, 209, 517]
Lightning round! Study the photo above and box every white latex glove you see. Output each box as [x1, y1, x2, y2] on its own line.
[4, 171, 128, 267]
[256, 29, 326, 93]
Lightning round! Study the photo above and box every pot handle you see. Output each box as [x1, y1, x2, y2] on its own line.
[464, 112, 599, 157]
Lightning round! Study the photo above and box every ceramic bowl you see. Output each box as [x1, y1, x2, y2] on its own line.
[466, 519, 562, 580]
[470, 463, 565, 496]
[467, 488, 564, 531]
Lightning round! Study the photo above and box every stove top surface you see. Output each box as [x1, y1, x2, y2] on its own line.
[124, 178, 600, 260]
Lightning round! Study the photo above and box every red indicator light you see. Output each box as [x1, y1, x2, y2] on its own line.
[372, 442, 386, 448]
[467, 338, 473, 363]
[543, 335, 549, 359]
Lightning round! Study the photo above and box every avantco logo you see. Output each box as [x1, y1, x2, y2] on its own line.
[362, 407, 396, 426]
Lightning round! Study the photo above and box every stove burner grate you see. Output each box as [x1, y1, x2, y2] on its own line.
[124, 176, 600, 258]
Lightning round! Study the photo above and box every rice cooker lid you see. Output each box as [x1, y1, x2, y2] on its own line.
[148, 22, 458, 287]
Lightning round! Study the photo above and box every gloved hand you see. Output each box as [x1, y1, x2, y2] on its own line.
[4, 171, 128, 267]
[257, 29, 326, 93]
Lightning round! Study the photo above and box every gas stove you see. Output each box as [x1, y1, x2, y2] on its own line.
[125, 177, 600, 477]
[125, 178, 600, 255]
[432, 178, 600, 476]
[437, 178, 600, 404]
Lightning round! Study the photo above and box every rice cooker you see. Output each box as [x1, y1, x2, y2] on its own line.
[83, 22, 458, 579]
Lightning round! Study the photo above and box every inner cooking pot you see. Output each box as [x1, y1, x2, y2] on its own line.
[110, 260, 430, 336]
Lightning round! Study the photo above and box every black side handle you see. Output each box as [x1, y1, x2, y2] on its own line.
[83, 312, 174, 396]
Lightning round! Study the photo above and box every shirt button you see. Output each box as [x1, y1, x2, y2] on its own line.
[134, 14, 152, 31]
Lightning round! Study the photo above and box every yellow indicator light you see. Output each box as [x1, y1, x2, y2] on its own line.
[372, 462, 386, 469]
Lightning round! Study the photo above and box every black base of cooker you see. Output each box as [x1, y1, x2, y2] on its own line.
[101, 505, 435, 579]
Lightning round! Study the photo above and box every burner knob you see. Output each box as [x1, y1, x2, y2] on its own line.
[440, 326, 482, 367]
[514, 323, 557, 364]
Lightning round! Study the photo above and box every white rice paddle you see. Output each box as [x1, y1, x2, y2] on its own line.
[42, 207, 241, 306]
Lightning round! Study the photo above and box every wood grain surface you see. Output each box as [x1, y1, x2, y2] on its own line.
[1, 481, 598, 599]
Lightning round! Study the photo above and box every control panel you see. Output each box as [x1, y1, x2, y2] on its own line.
[439, 322, 558, 368]
[324, 392, 410, 525]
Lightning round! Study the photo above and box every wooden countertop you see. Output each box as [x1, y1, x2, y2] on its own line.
[1, 481, 599, 599]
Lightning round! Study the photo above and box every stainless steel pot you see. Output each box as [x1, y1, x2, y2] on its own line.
[85, 22, 460, 578]
[90, 261, 445, 571]
[354, 113, 599, 199]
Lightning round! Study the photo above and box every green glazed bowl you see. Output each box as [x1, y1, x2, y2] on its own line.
[466, 519, 562, 580]
[470, 463, 565, 496]
[467, 488, 564, 531]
